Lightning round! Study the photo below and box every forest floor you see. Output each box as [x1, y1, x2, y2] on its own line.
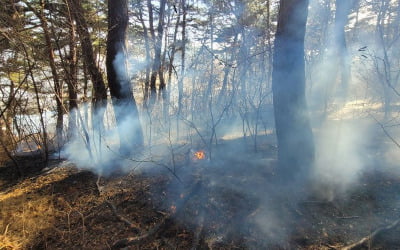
[0, 135, 400, 250]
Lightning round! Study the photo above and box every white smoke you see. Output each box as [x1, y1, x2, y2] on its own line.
[312, 119, 372, 200]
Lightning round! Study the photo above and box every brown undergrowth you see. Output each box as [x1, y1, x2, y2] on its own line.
[0, 139, 399, 249]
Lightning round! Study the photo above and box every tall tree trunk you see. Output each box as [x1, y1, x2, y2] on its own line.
[206, 9, 214, 102]
[138, 7, 151, 108]
[107, 0, 144, 155]
[65, 0, 78, 138]
[272, 0, 315, 182]
[238, 28, 250, 98]
[82, 60, 90, 129]
[30, 0, 64, 145]
[334, 0, 353, 100]
[159, 2, 170, 100]
[149, 0, 167, 105]
[265, 0, 273, 87]
[376, 0, 393, 120]
[218, 33, 238, 103]
[69, 0, 107, 129]
[166, 3, 181, 118]
[147, 0, 156, 105]
[178, 0, 187, 116]
[5, 80, 16, 137]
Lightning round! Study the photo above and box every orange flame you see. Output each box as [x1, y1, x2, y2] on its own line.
[170, 205, 177, 213]
[194, 150, 206, 160]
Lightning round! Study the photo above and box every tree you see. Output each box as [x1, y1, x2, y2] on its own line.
[177, 0, 187, 116]
[25, 0, 64, 145]
[68, 0, 107, 128]
[136, 3, 151, 108]
[333, 0, 353, 98]
[149, 0, 167, 105]
[63, 0, 78, 138]
[374, 0, 400, 119]
[107, 0, 144, 155]
[272, 0, 315, 182]
[309, 0, 354, 116]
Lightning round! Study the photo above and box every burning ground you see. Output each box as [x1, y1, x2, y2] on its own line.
[1, 131, 400, 250]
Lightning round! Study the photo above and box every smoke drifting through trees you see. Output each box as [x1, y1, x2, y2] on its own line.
[0, 0, 394, 195]
[1, 0, 400, 247]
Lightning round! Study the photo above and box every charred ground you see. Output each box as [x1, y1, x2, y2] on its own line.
[1, 136, 400, 250]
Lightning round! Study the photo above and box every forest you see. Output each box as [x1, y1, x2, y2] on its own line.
[1, 0, 400, 249]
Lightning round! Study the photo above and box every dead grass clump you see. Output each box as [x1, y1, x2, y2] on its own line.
[0, 194, 58, 249]
[0, 232, 23, 250]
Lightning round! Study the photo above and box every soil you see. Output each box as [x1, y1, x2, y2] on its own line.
[1, 137, 400, 250]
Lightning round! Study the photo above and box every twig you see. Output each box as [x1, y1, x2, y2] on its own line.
[299, 200, 332, 205]
[369, 113, 400, 149]
[111, 180, 203, 249]
[323, 244, 339, 249]
[0, 63, 31, 120]
[111, 219, 165, 249]
[106, 201, 141, 234]
[180, 117, 208, 147]
[341, 219, 400, 250]
[95, 175, 103, 195]
[3, 223, 10, 236]
[335, 216, 360, 220]
[104, 143, 184, 184]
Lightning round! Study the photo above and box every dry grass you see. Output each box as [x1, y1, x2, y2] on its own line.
[0, 195, 57, 249]
[0, 139, 399, 249]
[0, 168, 71, 249]
[0, 163, 105, 249]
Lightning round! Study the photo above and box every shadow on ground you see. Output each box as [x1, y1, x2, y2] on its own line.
[1, 137, 400, 249]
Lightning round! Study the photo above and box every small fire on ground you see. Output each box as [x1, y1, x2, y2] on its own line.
[193, 150, 206, 160]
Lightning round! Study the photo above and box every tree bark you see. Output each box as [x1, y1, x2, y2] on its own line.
[138, 7, 151, 108]
[178, 0, 187, 116]
[31, 0, 63, 144]
[333, 0, 352, 99]
[146, 0, 156, 105]
[166, 3, 181, 118]
[149, 0, 167, 105]
[64, 0, 78, 138]
[205, 9, 215, 102]
[107, 0, 144, 155]
[218, 33, 238, 103]
[272, 0, 315, 182]
[375, 0, 395, 119]
[69, 0, 107, 128]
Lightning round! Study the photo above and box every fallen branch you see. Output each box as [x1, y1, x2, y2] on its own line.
[341, 219, 400, 250]
[369, 113, 400, 149]
[335, 216, 360, 220]
[106, 201, 141, 234]
[111, 180, 203, 249]
[111, 218, 166, 249]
